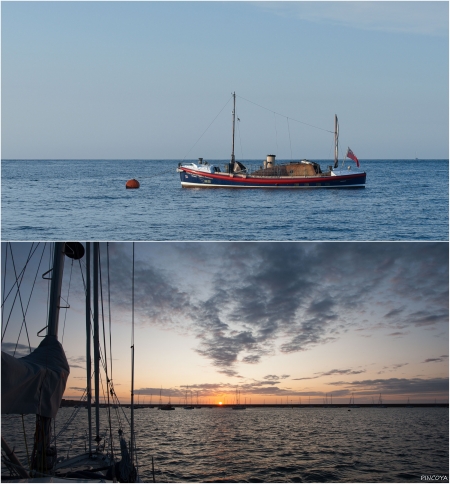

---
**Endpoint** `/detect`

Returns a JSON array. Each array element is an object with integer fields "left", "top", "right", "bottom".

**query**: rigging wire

[
  {"left": 21, "top": 415, "right": 31, "bottom": 471},
  {"left": 79, "top": 251, "right": 111, "bottom": 384},
  {"left": 1, "top": 242, "right": 42, "bottom": 309},
  {"left": 98, "top": 245, "right": 116, "bottom": 465},
  {"left": 236, "top": 117, "right": 244, "bottom": 159},
  {"left": 2, "top": 244, "right": 8, "bottom": 338},
  {"left": 7, "top": 244, "right": 34, "bottom": 353},
  {"left": 107, "top": 243, "right": 113, "bottom": 382},
  {"left": 236, "top": 94, "right": 335, "bottom": 134},
  {"left": 1, "top": 243, "right": 45, "bottom": 344},
  {"left": 273, "top": 113, "right": 279, "bottom": 155},
  {"left": 287, "top": 118, "right": 293, "bottom": 160},
  {"left": 77, "top": 244, "right": 126, "bottom": 461},
  {"left": 15, "top": 243, "right": 48, "bottom": 355},
  {"left": 182, "top": 94, "right": 233, "bottom": 161}
]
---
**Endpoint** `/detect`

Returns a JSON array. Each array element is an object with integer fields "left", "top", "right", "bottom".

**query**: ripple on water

[{"left": 1, "top": 159, "right": 448, "bottom": 241}]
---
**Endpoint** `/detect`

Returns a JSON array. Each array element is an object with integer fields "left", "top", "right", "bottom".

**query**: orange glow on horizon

[{"left": 218, "top": 401, "right": 223, "bottom": 405}]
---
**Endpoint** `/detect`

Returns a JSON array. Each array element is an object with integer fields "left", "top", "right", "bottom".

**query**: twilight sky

[
  {"left": 2, "top": 242, "right": 448, "bottom": 404},
  {"left": 1, "top": 1, "right": 448, "bottom": 160}
]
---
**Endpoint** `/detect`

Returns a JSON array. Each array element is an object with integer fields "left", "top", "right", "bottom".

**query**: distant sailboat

[
  {"left": 349, "top": 393, "right": 360, "bottom": 408},
  {"left": 184, "top": 386, "right": 194, "bottom": 410},
  {"left": 159, "top": 387, "right": 175, "bottom": 410},
  {"left": 160, "top": 397, "right": 175, "bottom": 411},
  {"left": 232, "top": 387, "right": 246, "bottom": 410}
]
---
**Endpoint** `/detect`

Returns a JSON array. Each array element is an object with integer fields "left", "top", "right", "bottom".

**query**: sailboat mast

[
  {"left": 47, "top": 242, "right": 66, "bottom": 337},
  {"left": 85, "top": 243, "right": 92, "bottom": 455},
  {"left": 31, "top": 243, "right": 87, "bottom": 474},
  {"left": 31, "top": 243, "right": 66, "bottom": 473},
  {"left": 130, "top": 243, "right": 135, "bottom": 468},
  {"left": 93, "top": 242, "right": 101, "bottom": 447},
  {"left": 231, "top": 92, "right": 236, "bottom": 163},
  {"left": 333, "top": 115, "right": 339, "bottom": 168}
]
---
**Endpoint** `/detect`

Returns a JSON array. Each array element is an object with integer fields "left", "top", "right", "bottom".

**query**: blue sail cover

[{"left": 1, "top": 335, "right": 70, "bottom": 418}]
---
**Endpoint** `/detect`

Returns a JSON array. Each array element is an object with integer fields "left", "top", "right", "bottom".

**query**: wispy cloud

[
  {"left": 69, "top": 387, "right": 87, "bottom": 393},
  {"left": 293, "top": 368, "right": 366, "bottom": 381},
  {"left": 257, "top": 2, "right": 449, "bottom": 37},
  {"left": 377, "top": 363, "right": 409, "bottom": 375}
]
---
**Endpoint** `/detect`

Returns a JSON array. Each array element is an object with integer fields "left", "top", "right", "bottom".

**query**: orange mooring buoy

[{"left": 126, "top": 179, "right": 140, "bottom": 189}]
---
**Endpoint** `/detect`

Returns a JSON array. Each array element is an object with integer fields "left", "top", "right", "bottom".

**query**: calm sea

[
  {"left": 1, "top": 159, "right": 448, "bottom": 241},
  {"left": 2, "top": 406, "right": 448, "bottom": 482}
]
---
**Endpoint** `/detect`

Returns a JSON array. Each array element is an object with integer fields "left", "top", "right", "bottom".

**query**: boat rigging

[{"left": 1, "top": 242, "right": 141, "bottom": 482}]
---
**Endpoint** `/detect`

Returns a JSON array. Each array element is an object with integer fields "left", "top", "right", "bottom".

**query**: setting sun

[{"left": 218, "top": 402, "right": 223, "bottom": 405}]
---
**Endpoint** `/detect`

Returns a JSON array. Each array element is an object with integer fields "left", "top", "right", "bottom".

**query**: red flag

[{"left": 346, "top": 147, "right": 360, "bottom": 167}]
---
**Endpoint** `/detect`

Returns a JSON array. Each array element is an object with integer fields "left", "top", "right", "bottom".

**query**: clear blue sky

[{"left": 2, "top": 1, "right": 448, "bottom": 160}]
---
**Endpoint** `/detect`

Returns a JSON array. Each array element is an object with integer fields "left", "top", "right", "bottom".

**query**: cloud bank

[{"left": 105, "top": 242, "right": 448, "bottom": 378}]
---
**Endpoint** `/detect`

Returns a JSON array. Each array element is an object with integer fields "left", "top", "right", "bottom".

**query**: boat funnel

[{"left": 264, "top": 155, "right": 276, "bottom": 169}]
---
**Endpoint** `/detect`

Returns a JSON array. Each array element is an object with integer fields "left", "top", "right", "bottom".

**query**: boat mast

[
  {"left": 93, "top": 243, "right": 101, "bottom": 449},
  {"left": 47, "top": 242, "right": 66, "bottom": 337},
  {"left": 30, "top": 243, "right": 84, "bottom": 474},
  {"left": 31, "top": 243, "right": 66, "bottom": 474},
  {"left": 333, "top": 115, "right": 339, "bottom": 168},
  {"left": 130, "top": 243, "right": 135, "bottom": 468},
  {"left": 85, "top": 243, "right": 93, "bottom": 456},
  {"left": 231, "top": 92, "right": 236, "bottom": 164}
]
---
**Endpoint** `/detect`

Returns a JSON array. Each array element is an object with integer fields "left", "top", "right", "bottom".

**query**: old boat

[{"left": 177, "top": 93, "right": 366, "bottom": 188}]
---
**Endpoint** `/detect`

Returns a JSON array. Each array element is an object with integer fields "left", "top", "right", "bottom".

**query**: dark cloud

[
  {"left": 384, "top": 307, "right": 405, "bottom": 319},
  {"left": 103, "top": 242, "right": 448, "bottom": 377},
  {"left": 407, "top": 310, "right": 448, "bottom": 327},
  {"left": 1, "top": 342, "right": 36, "bottom": 357},
  {"left": 328, "top": 377, "right": 448, "bottom": 395},
  {"left": 423, "top": 356, "right": 448, "bottom": 363},
  {"left": 100, "top": 243, "right": 192, "bottom": 330}
]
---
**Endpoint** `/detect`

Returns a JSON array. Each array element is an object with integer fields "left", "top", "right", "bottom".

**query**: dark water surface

[
  {"left": 2, "top": 159, "right": 448, "bottom": 241},
  {"left": 2, "top": 407, "right": 448, "bottom": 482}
]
